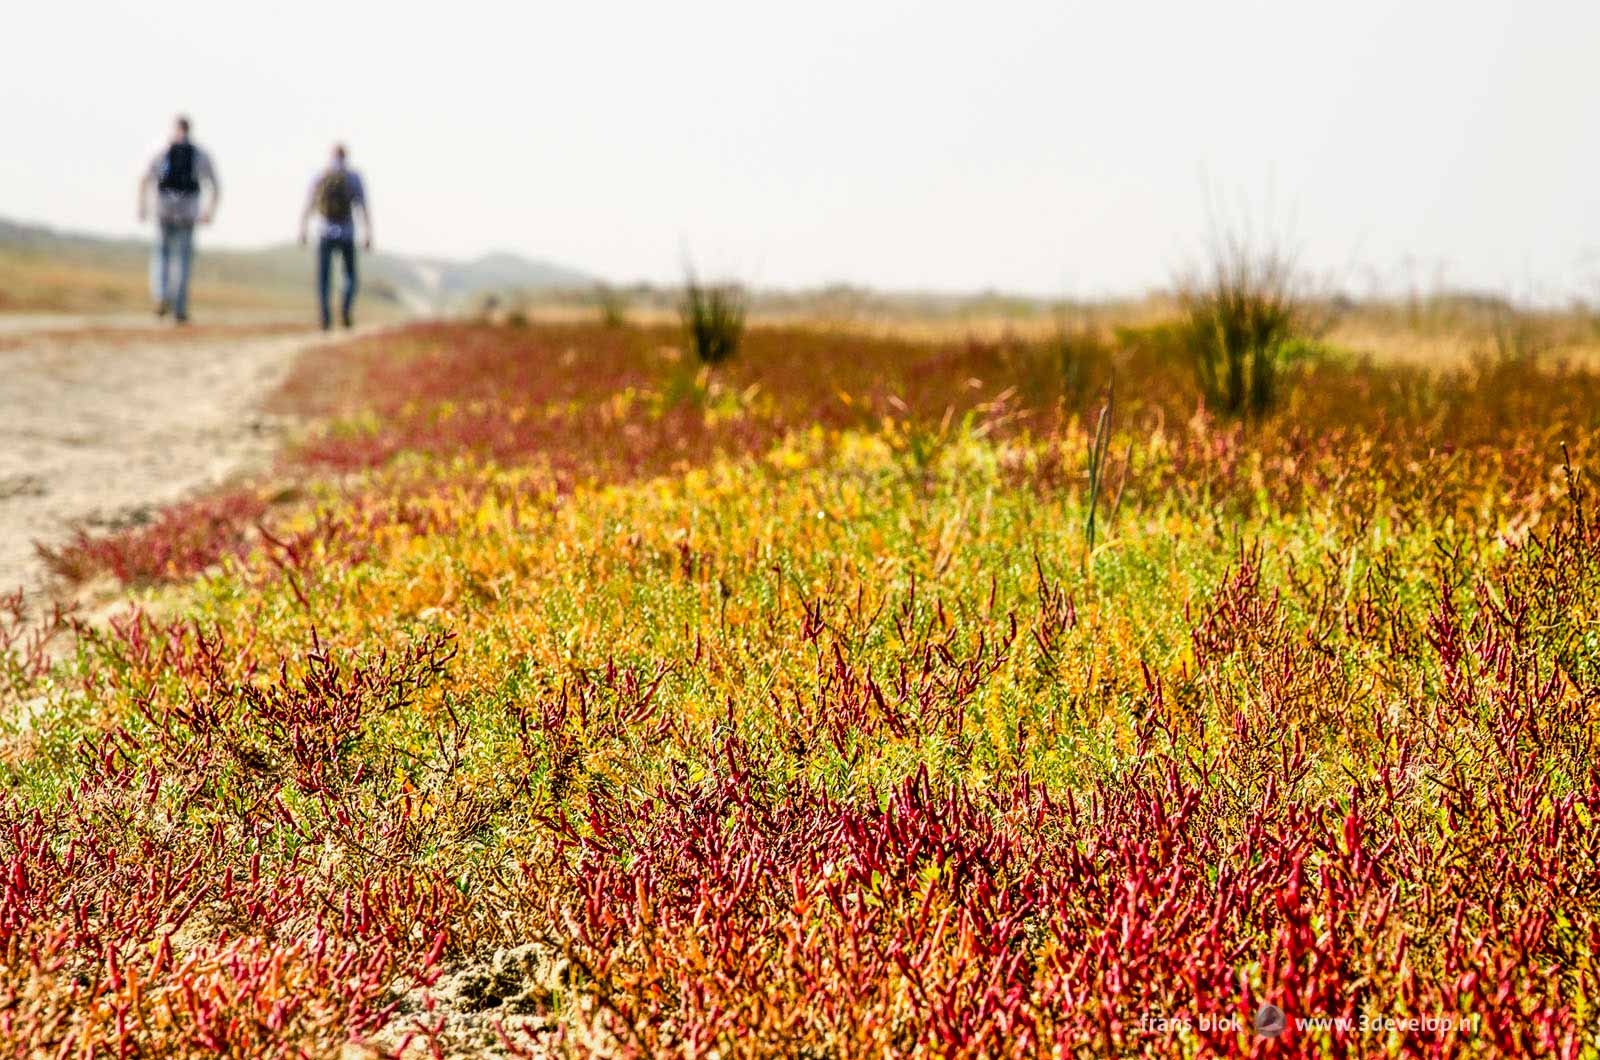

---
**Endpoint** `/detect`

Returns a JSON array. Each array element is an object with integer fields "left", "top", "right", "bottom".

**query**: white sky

[{"left": 5, "top": 0, "right": 1598, "bottom": 297}]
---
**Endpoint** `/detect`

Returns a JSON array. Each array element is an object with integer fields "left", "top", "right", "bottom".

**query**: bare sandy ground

[{"left": 0, "top": 317, "right": 377, "bottom": 597}]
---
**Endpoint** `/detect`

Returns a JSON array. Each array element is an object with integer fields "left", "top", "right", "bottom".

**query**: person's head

[
  {"left": 173, "top": 115, "right": 191, "bottom": 143},
  {"left": 331, "top": 143, "right": 348, "bottom": 168}
]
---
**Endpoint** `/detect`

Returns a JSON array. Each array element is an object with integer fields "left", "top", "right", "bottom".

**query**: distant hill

[
  {"left": 436, "top": 251, "right": 595, "bottom": 299},
  {"left": 0, "top": 216, "right": 596, "bottom": 314}
]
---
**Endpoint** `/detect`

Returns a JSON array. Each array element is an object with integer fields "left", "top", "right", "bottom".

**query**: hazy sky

[{"left": 6, "top": 0, "right": 1597, "bottom": 297}]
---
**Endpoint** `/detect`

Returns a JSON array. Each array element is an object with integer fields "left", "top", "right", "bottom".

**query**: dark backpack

[
  {"left": 157, "top": 143, "right": 200, "bottom": 195},
  {"left": 316, "top": 170, "right": 355, "bottom": 224}
]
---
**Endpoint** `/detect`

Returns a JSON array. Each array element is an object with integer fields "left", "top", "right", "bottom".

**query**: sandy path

[{"left": 0, "top": 319, "right": 378, "bottom": 596}]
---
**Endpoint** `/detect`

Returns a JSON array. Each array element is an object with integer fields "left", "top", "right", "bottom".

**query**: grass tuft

[
  {"left": 681, "top": 272, "right": 746, "bottom": 365},
  {"left": 594, "top": 283, "right": 630, "bottom": 328},
  {"left": 1181, "top": 238, "right": 1307, "bottom": 417}
]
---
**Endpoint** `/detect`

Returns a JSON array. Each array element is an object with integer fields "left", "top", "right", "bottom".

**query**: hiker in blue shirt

[
  {"left": 299, "top": 144, "right": 372, "bottom": 330},
  {"left": 137, "top": 115, "right": 220, "bottom": 324}
]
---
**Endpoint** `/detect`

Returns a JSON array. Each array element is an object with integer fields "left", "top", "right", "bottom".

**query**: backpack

[
  {"left": 157, "top": 143, "right": 200, "bottom": 195},
  {"left": 316, "top": 170, "right": 355, "bottom": 224}
]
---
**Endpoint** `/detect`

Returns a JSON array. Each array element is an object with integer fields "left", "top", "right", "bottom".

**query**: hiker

[
  {"left": 137, "top": 115, "right": 219, "bottom": 324},
  {"left": 299, "top": 144, "right": 372, "bottom": 329}
]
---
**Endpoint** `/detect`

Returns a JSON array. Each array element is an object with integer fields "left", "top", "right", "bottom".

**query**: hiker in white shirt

[{"left": 136, "top": 115, "right": 220, "bottom": 324}]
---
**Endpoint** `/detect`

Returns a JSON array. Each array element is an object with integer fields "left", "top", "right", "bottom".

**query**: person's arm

[
  {"left": 137, "top": 157, "right": 155, "bottom": 221},
  {"left": 352, "top": 173, "right": 372, "bottom": 250},
  {"left": 199, "top": 153, "right": 220, "bottom": 224},
  {"left": 298, "top": 177, "right": 320, "bottom": 245}
]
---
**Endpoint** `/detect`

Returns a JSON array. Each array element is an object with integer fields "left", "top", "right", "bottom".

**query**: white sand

[{"left": 0, "top": 318, "right": 377, "bottom": 596}]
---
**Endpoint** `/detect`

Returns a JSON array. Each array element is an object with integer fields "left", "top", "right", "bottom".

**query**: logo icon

[{"left": 1254, "top": 1003, "right": 1287, "bottom": 1038}]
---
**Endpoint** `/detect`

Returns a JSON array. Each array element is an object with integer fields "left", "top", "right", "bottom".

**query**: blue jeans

[
  {"left": 317, "top": 235, "right": 358, "bottom": 326},
  {"left": 151, "top": 221, "right": 195, "bottom": 319}
]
